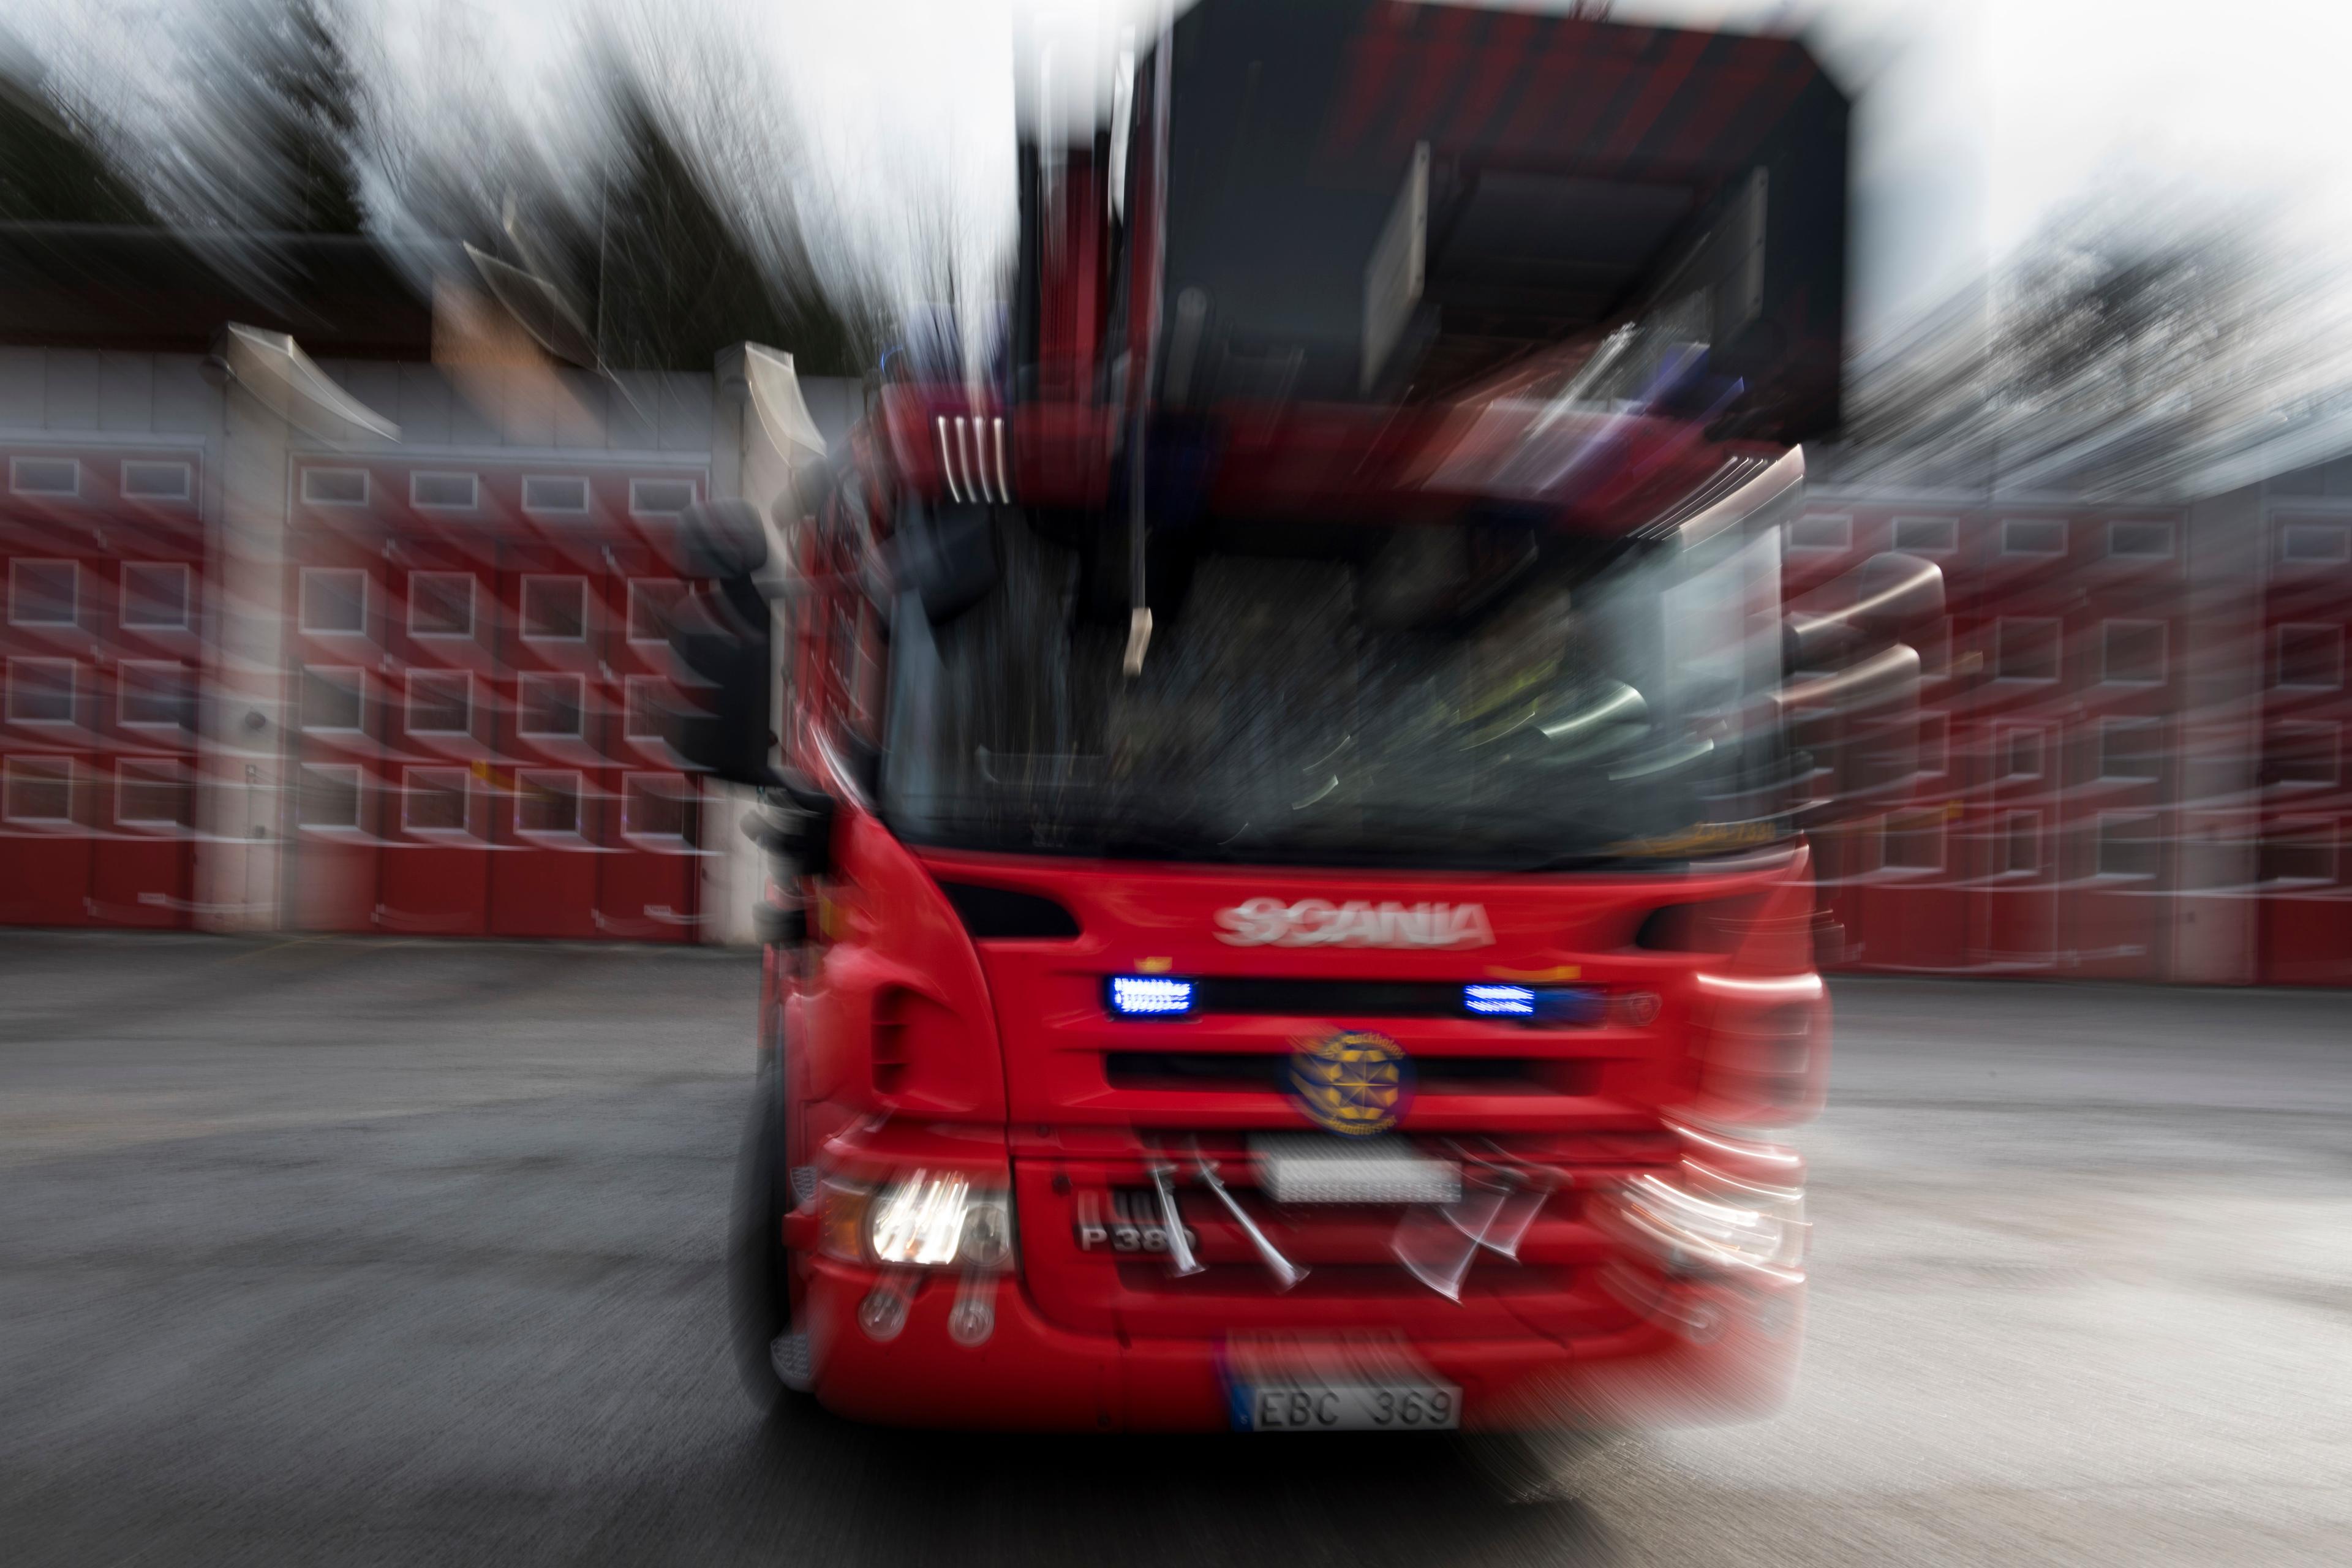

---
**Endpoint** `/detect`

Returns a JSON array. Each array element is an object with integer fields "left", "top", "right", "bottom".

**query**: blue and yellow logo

[{"left": 1287, "top": 1029, "right": 1413, "bottom": 1137}]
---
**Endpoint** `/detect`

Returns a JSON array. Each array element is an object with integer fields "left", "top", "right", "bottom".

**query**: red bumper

[{"left": 801, "top": 1256, "right": 1804, "bottom": 1433}]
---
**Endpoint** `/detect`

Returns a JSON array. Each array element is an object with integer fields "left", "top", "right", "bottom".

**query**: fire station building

[
  {"left": 1, "top": 231, "right": 2344, "bottom": 982},
  {"left": 0, "top": 229, "right": 854, "bottom": 946},
  {"left": 1798, "top": 433, "right": 2352, "bottom": 986}
]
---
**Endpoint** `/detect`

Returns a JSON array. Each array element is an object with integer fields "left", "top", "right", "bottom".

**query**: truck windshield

[{"left": 878, "top": 512, "right": 1788, "bottom": 871}]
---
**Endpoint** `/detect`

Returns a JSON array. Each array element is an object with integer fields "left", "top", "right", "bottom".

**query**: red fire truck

[{"left": 686, "top": 0, "right": 1937, "bottom": 1434}]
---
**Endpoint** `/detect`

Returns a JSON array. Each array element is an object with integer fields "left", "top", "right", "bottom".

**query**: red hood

[{"left": 909, "top": 843, "right": 1816, "bottom": 1141}]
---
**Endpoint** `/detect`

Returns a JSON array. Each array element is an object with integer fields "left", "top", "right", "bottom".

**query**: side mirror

[
  {"left": 752, "top": 900, "right": 809, "bottom": 948},
  {"left": 664, "top": 501, "right": 777, "bottom": 787},
  {"left": 741, "top": 780, "right": 838, "bottom": 881},
  {"left": 1535, "top": 680, "right": 1650, "bottom": 757},
  {"left": 1777, "top": 552, "right": 1944, "bottom": 822},
  {"left": 1784, "top": 551, "right": 1942, "bottom": 669}
]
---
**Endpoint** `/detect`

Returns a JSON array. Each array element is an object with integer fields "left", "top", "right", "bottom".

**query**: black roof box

[{"left": 1156, "top": 0, "right": 1849, "bottom": 441}]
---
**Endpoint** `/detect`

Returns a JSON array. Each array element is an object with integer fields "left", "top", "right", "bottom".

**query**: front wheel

[{"left": 727, "top": 1058, "right": 802, "bottom": 1408}]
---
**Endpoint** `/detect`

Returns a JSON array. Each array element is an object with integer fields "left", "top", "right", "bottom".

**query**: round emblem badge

[
  {"left": 1287, "top": 1029, "right": 1414, "bottom": 1137},
  {"left": 1614, "top": 990, "right": 1662, "bottom": 1028}
]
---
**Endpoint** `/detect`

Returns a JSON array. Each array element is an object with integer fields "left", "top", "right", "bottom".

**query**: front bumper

[{"left": 800, "top": 1254, "right": 1804, "bottom": 1433}]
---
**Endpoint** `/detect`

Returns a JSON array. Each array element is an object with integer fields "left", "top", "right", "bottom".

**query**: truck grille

[
  {"left": 1103, "top": 1050, "right": 1597, "bottom": 1097},
  {"left": 1016, "top": 1137, "right": 1664, "bottom": 1340},
  {"left": 1163, "top": 976, "right": 1602, "bottom": 1020}
]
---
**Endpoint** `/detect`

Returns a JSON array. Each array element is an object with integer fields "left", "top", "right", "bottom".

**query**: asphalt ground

[{"left": 2, "top": 931, "right": 2347, "bottom": 1566}]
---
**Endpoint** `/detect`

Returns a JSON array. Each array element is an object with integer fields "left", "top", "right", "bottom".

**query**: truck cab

[{"left": 692, "top": 0, "right": 1936, "bottom": 1433}]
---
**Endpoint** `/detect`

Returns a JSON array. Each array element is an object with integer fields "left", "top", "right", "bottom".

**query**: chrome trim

[
  {"left": 1632, "top": 454, "right": 1769, "bottom": 540},
  {"left": 1147, "top": 1161, "right": 1205, "bottom": 1276},
  {"left": 935, "top": 416, "right": 964, "bottom": 503},
  {"left": 804, "top": 726, "right": 872, "bottom": 812},
  {"left": 932, "top": 413, "right": 1013, "bottom": 505},
  {"left": 948, "top": 1272, "right": 997, "bottom": 1346},
  {"left": 1392, "top": 1188, "right": 1499, "bottom": 1302},
  {"left": 1630, "top": 444, "right": 1805, "bottom": 546},
  {"left": 1193, "top": 1150, "right": 1308, "bottom": 1291}
]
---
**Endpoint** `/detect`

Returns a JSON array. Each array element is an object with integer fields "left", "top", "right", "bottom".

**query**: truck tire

[{"left": 727, "top": 1055, "right": 801, "bottom": 1409}]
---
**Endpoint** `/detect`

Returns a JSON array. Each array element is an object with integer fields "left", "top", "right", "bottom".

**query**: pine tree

[
  {"left": 375, "top": 33, "right": 889, "bottom": 375},
  {"left": 590, "top": 72, "right": 878, "bottom": 375},
  {"left": 0, "top": 51, "right": 157, "bottom": 224},
  {"left": 184, "top": 0, "right": 368, "bottom": 233}
]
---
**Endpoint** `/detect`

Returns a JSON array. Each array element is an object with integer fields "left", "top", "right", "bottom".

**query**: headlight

[
  {"left": 870, "top": 1170, "right": 971, "bottom": 1264},
  {"left": 1605, "top": 1166, "right": 1806, "bottom": 1278},
  {"left": 956, "top": 1194, "right": 1014, "bottom": 1269},
  {"left": 1691, "top": 971, "right": 1828, "bottom": 1125},
  {"left": 818, "top": 1170, "right": 1016, "bottom": 1271}
]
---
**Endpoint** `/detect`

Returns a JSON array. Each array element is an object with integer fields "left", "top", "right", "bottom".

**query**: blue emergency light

[
  {"left": 1109, "top": 976, "right": 1197, "bottom": 1017},
  {"left": 1463, "top": 984, "right": 1537, "bottom": 1017},
  {"left": 1463, "top": 984, "right": 1605, "bottom": 1024}
]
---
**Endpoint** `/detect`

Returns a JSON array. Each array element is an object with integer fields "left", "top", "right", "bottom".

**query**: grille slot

[
  {"left": 1115, "top": 1261, "right": 1580, "bottom": 1297},
  {"left": 1192, "top": 978, "right": 1469, "bottom": 1017},
  {"left": 1113, "top": 976, "right": 1604, "bottom": 1020},
  {"left": 1103, "top": 1050, "right": 1596, "bottom": 1096},
  {"left": 938, "top": 880, "right": 1082, "bottom": 938}
]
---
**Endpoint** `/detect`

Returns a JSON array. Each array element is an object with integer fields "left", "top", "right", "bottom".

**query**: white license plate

[
  {"left": 1235, "top": 1380, "right": 1461, "bottom": 1432},
  {"left": 1250, "top": 1133, "right": 1461, "bottom": 1205}
]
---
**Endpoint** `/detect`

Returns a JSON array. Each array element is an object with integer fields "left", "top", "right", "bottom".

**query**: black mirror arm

[
  {"left": 741, "top": 771, "right": 840, "bottom": 880},
  {"left": 769, "top": 769, "right": 834, "bottom": 815}
]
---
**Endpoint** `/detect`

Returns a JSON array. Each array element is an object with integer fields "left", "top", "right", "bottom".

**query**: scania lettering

[
  {"left": 678, "top": 0, "right": 1939, "bottom": 1436},
  {"left": 1215, "top": 897, "right": 1496, "bottom": 949}
]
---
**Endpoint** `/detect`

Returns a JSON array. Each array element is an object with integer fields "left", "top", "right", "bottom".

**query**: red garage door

[
  {"left": 287, "top": 500, "right": 388, "bottom": 932},
  {"left": 379, "top": 533, "right": 499, "bottom": 934},
  {"left": 2, "top": 449, "right": 204, "bottom": 928},
  {"left": 2255, "top": 514, "right": 2351, "bottom": 983},
  {"left": 285, "top": 461, "right": 704, "bottom": 941},
  {"left": 1784, "top": 502, "right": 1970, "bottom": 971},
  {"left": 1953, "top": 512, "right": 2076, "bottom": 974},
  {"left": 2053, "top": 518, "right": 2184, "bottom": 981}
]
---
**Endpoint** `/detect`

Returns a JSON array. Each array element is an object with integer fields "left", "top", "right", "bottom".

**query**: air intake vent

[
  {"left": 937, "top": 880, "right": 1081, "bottom": 939},
  {"left": 1104, "top": 1052, "right": 1588, "bottom": 1095},
  {"left": 1632, "top": 896, "right": 1765, "bottom": 954}
]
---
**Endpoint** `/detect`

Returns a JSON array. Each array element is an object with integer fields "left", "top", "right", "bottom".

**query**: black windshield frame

[{"left": 872, "top": 510, "right": 1795, "bottom": 872}]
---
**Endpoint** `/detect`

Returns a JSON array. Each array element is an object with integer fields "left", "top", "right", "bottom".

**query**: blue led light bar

[
  {"left": 1464, "top": 984, "right": 1537, "bottom": 1017},
  {"left": 1110, "top": 976, "right": 1197, "bottom": 1016},
  {"left": 1465, "top": 984, "right": 1607, "bottom": 1023}
]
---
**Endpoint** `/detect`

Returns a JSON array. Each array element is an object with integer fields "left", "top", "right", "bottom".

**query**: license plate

[
  {"left": 1233, "top": 1379, "right": 1461, "bottom": 1431},
  {"left": 1250, "top": 1133, "right": 1461, "bottom": 1205}
]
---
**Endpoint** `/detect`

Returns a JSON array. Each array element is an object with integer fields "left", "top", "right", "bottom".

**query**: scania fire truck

[{"left": 677, "top": 0, "right": 1939, "bottom": 1434}]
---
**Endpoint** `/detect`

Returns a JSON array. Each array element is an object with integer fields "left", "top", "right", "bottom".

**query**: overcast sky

[
  {"left": 13, "top": 0, "right": 2352, "bottom": 342},
  {"left": 1586, "top": 0, "right": 2352, "bottom": 341}
]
